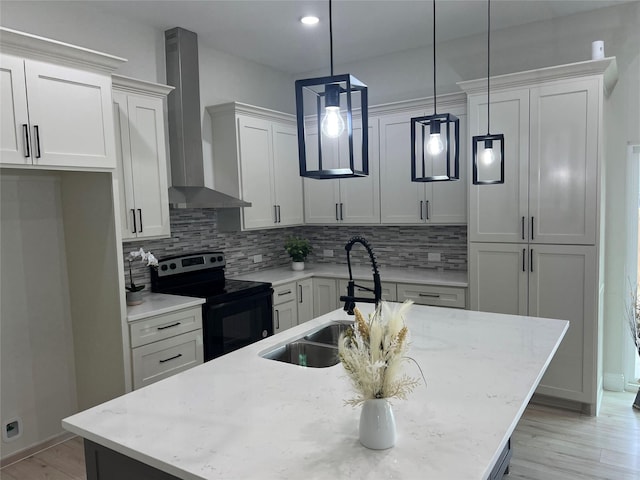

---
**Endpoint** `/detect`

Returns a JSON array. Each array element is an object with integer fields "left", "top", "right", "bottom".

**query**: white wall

[{"left": 0, "top": 173, "right": 78, "bottom": 459}]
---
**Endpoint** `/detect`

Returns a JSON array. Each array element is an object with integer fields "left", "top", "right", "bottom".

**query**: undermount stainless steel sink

[
  {"left": 303, "top": 321, "right": 353, "bottom": 346},
  {"left": 262, "top": 341, "right": 340, "bottom": 368},
  {"left": 260, "top": 321, "right": 354, "bottom": 368}
]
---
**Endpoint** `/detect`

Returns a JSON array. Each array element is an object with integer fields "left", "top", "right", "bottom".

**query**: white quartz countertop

[
  {"left": 64, "top": 304, "right": 567, "bottom": 480},
  {"left": 231, "top": 264, "right": 468, "bottom": 287},
  {"left": 126, "top": 292, "right": 205, "bottom": 322}
]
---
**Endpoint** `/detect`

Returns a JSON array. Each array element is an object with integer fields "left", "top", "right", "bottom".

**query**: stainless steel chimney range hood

[{"left": 165, "top": 27, "right": 250, "bottom": 209}]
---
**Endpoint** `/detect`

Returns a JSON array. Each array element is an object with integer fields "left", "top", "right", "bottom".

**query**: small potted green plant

[{"left": 284, "top": 236, "right": 312, "bottom": 271}]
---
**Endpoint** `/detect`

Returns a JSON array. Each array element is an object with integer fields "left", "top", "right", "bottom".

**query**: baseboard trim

[
  {"left": 530, "top": 393, "right": 594, "bottom": 415},
  {"left": 0, "top": 431, "right": 76, "bottom": 468}
]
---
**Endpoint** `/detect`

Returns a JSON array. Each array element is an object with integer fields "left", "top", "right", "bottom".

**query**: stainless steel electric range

[{"left": 151, "top": 252, "right": 273, "bottom": 361}]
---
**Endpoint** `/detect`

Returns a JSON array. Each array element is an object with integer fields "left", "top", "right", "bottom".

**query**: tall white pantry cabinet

[{"left": 460, "top": 58, "right": 618, "bottom": 414}]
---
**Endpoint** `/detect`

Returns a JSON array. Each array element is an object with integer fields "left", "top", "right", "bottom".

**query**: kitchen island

[{"left": 63, "top": 304, "right": 568, "bottom": 479}]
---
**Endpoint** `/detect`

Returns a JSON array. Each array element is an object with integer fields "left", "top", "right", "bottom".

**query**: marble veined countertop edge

[
  {"left": 231, "top": 264, "right": 468, "bottom": 287},
  {"left": 126, "top": 292, "right": 205, "bottom": 322}
]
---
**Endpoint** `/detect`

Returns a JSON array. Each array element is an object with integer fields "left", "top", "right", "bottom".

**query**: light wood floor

[{"left": 1, "top": 391, "right": 638, "bottom": 479}]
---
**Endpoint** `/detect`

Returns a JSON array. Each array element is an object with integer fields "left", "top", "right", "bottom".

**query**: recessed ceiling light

[{"left": 300, "top": 16, "right": 319, "bottom": 25}]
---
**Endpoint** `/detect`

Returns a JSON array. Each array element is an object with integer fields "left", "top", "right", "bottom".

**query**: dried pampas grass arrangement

[{"left": 338, "top": 301, "right": 421, "bottom": 406}]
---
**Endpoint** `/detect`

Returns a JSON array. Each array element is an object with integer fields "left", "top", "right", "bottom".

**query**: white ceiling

[{"left": 89, "top": 0, "right": 631, "bottom": 74}]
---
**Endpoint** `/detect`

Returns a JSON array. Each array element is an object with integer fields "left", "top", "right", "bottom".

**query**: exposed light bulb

[
  {"left": 321, "top": 106, "right": 345, "bottom": 138},
  {"left": 426, "top": 133, "right": 444, "bottom": 155},
  {"left": 479, "top": 146, "right": 496, "bottom": 166}
]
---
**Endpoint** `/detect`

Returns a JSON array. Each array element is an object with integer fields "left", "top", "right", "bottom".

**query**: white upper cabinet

[
  {"left": 112, "top": 75, "right": 172, "bottom": 240},
  {"left": 464, "top": 66, "right": 605, "bottom": 245},
  {"left": 468, "top": 90, "right": 530, "bottom": 243},
  {"left": 0, "top": 29, "right": 125, "bottom": 170},
  {"left": 208, "top": 103, "right": 303, "bottom": 231},
  {"left": 378, "top": 97, "right": 467, "bottom": 225},
  {"left": 304, "top": 119, "right": 380, "bottom": 224}
]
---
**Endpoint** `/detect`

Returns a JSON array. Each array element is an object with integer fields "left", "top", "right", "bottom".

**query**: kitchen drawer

[
  {"left": 396, "top": 283, "right": 466, "bottom": 309},
  {"left": 273, "top": 282, "right": 296, "bottom": 305},
  {"left": 132, "top": 330, "right": 203, "bottom": 389},
  {"left": 129, "top": 306, "right": 202, "bottom": 348},
  {"left": 338, "top": 279, "right": 397, "bottom": 302}
]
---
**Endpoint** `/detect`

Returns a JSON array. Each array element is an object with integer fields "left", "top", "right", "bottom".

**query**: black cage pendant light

[
  {"left": 410, "top": 0, "right": 459, "bottom": 182},
  {"left": 295, "top": 0, "right": 368, "bottom": 179},
  {"left": 472, "top": 0, "right": 505, "bottom": 185}
]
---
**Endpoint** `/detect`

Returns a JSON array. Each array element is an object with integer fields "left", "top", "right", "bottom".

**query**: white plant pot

[
  {"left": 126, "top": 290, "right": 144, "bottom": 306},
  {"left": 291, "top": 261, "right": 305, "bottom": 271},
  {"left": 359, "top": 398, "right": 396, "bottom": 450}
]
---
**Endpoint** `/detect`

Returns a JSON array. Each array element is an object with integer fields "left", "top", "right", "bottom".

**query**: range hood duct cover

[{"left": 165, "top": 27, "right": 250, "bottom": 208}]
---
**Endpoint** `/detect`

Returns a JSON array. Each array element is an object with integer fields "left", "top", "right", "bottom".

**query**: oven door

[{"left": 203, "top": 289, "right": 273, "bottom": 361}]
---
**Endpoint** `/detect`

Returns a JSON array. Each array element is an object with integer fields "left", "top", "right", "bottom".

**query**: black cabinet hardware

[
  {"left": 420, "top": 201, "right": 424, "bottom": 220},
  {"left": 530, "top": 249, "right": 534, "bottom": 272},
  {"left": 131, "top": 209, "right": 137, "bottom": 233},
  {"left": 522, "top": 249, "right": 526, "bottom": 272},
  {"left": 22, "top": 124, "right": 30, "bottom": 157},
  {"left": 138, "top": 209, "right": 143, "bottom": 232},
  {"left": 159, "top": 353, "right": 182, "bottom": 364},
  {"left": 34, "top": 125, "right": 41, "bottom": 158},
  {"left": 157, "top": 322, "right": 181, "bottom": 330},
  {"left": 521, "top": 216, "right": 525, "bottom": 240}
]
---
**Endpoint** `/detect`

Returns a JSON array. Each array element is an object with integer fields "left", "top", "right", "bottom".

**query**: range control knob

[
  {"left": 217, "top": 256, "right": 223, "bottom": 262},
  {"left": 161, "top": 264, "right": 168, "bottom": 271},
  {"left": 210, "top": 257, "right": 216, "bottom": 263},
  {"left": 169, "top": 263, "right": 177, "bottom": 270},
  {"left": 262, "top": 330, "right": 268, "bottom": 338}
]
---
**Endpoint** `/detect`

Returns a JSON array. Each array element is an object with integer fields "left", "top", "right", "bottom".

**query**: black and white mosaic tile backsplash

[{"left": 123, "top": 209, "right": 467, "bottom": 290}]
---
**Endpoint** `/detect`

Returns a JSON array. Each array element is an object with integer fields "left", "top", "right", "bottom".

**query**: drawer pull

[
  {"left": 159, "top": 353, "right": 182, "bottom": 364},
  {"left": 418, "top": 293, "right": 440, "bottom": 298},
  {"left": 157, "top": 322, "right": 181, "bottom": 331},
  {"left": 277, "top": 290, "right": 292, "bottom": 296}
]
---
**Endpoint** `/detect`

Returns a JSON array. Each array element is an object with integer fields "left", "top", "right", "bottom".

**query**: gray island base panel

[{"left": 63, "top": 304, "right": 568, "bottom": 480}]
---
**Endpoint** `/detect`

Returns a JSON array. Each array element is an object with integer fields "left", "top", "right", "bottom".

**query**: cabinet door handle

[
  {"left": 131, "top": 209, "right": 137, "bottom": 233},
  {"left": 277, "top": 290, "right": 292, "bottom": 296},
  {"left": 275, "top": 310, "right": 280, "bottom": 330},
  {"left": 521, "top": 216, "right": 525, "bottom": 240},
  {"left": 157, "top": 322, "right": 181, "bottom": 331},
  {"left": 22, "top": 124, "right": 30, "bottom": 157},
  {"left": 420, "top": 201, "right": 424, "bottom": 220},
  {"left": 531, "top": 216, "right": 535, "bottom": 240},
  {"left": 426, "top": 200, "right": 430, "bottom": 220},
  {"left": 34, "top": 125, "right": 41, "bottom": 158},
  {"left": 340, "top": 203, "right": 344, "bottom": 221},
  {"left": 530, "top": 248, "right": 534, "bottom": 272},
  {"left": 159, "top": 353, "right": 182, "bottom": 364},
  {"left": 335, "top": 203, "right": 339, "bottom": 221},
  {"left": 274, "top": 205, "right": 278, "bottom": 223},
  {"left": 278, "top": 205, "right": 281, "bottom": 223},
  {"left": 419, "top": 293, "right": 440, "bottom": 298},
  {"left": 299, "top": 285, "right": 303, "bottom": 303},
  {"left": 522, "top": 248, "right": 526, "bottom": 272},
  {"left": 138, "top": 209, "right": 143, "bottom": 232}
]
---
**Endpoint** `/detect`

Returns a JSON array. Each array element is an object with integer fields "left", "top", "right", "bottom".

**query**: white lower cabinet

[
  {"left": 297, "top": 278, "right": 314, "bottom": 324},
  {"left": 273, "top": 282, "right": 298, "bottom": 333},
  {"left": 337, "top": 279, "right": 397, "bottom": 303},
  {"left": 396, "top": 283, "right": 466, "bottom": 309},
  {"left": 312, "top": 277, "right": 339, "bottom": 317},
  {"left": 469, "top": 242, "right": 598, "bottom": 407},
  {"left": 130, "top": 306, "right": 203, "bottom": 390},
  {"left": 273, "top": 279, "right": 315, "bottom": 333}
]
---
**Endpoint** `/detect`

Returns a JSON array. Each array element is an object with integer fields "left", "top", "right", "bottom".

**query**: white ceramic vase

[
  {"left": 359, "top": 398, "right": 396, "bottom": 450},
  {"left": 291, "top": 261, "right": 305, "bottom": 271}
]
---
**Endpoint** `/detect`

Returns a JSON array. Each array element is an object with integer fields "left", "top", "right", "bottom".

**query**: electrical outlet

[
  {"left": 323, "top": 249, "right": 334, "bottom": 257},
  {"left": 3, "top": 418, "right": 21, "bottom": 441},
  {"left": 428, "top": 252, "right": 441, "bottom": 262},
  {"left": 253, "top": 254, "right": 262, "bottom": 263}
]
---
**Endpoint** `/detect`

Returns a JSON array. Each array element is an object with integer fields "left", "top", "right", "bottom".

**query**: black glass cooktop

[{"left": 156, "top": 278, "right": 271, "bottom": 303}]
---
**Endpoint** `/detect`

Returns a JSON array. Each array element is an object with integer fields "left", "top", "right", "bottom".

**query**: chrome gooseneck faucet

[{"left": 339, "top": 236, "right": 382, "bottom": 315}]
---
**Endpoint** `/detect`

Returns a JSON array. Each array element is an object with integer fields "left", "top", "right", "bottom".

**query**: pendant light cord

[
  {"left": 329, "top": 0, "right": 334, "bottom": 76},
  {"left": 432, "top": 0, "right": 437, "bottom": 114},
  {"left": 486, "top": 0, "right": 491, "bottom": 134}
]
